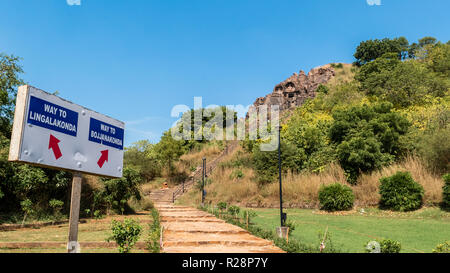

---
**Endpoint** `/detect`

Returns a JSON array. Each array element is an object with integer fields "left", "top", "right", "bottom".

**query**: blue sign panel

[
  {"left": 88, "top": 118, "right": 124, "bottom": 150},
  {"left": 27, "top": 96, "right": 79, "bottom": 137}
]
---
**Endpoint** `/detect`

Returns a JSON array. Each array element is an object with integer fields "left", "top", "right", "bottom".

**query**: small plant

[
  {"left": 318, "top": 183, "right": 354, "bottom": 211},
  {"left": 49, "top": 199, "right": 64, "bottom": 221},
  {"left": 146, "top": 208, "right": 161, "bottom": 253},
  {"left": 285, "top": 220, "right": 296, "bottom": 235},
  {"left": 107, "top": 218, "right": 142, "bottom": 253},
  {"left": 94, "top": 210, "right": 104, "bottom": 219},
  {"left": 379, "top": 171, "right": 424, "bottom": 211},
  {"left": 217, "top": 202, "right": 227, "bottom": 212},
  {"left": 433, "top": 241, "right": 450, "bottom": 253},
  {"left": 380, "top": 239, "right": 401, "bottom": 253},
  {"left": 20, "top": 199, "right": 34, "bottom": 226},
  {"left": 442, "top": 174, "right": 450, "bottom": 209},
  {"left": 230, "top": 169, "right": 244, "bottom": 180},
  {"left": 227, "top": 205, "right": 240, "bottom": 217}
]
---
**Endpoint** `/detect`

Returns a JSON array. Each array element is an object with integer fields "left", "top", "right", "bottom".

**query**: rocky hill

[{"left": 252, "top": 64, "right": 337, "bottom": 111}]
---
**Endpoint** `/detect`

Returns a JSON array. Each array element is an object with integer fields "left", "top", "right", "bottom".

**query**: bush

[
  {"left": 230, "top": 169, "right": 244, "bottom": 180},
  {"left": 379, "top": 171, "right": 424, "bottom": 211},
  {"left": 48, "top": 199, "right": 64, "bottom": 220},
  {"left": 146, "top": 208, "right": 161, "bottom": 253},
  {"left": 217, "top": 202, "right": 227, "bottom": 212},
  {"left": 252, "top": 142, "right": 302, "bottom": 185},
  {"left": 443, "top": 174, "right": 450, "bottom": 209},
  {"left": 100, "top": 167, "right": 143, "bottom": 214},
  {"left": 227, "top": 205, "right": 240, "bottom": 217},
  {"left": 107, "top": 218, "right": 142, "bottom": 253},
  {"left": 380, "top": 239, "right": 401, "bottom": 253},
  {"left": 329, "top": 103, "right": 410, "bottom": 183},
  {"left": 318, "top": 183, "right": 355, "bottom": 212},
  {"left": 433, "top": 241, "right": 450, "bottom": 253}
]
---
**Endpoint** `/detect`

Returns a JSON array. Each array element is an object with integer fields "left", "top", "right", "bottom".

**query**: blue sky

[{"left": 1, "top": 0, "right": 449, "bottom": 146}]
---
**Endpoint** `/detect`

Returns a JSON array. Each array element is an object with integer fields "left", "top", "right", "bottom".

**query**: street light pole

[
  {"left": 202, "top": 157, "right": 206, "bottom": 204},
  {"left": 278, "top": 125, "right": 285, "bottom": 227}
]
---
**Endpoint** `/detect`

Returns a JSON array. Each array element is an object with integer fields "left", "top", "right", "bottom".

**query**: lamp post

[
  {"left": 278, "top": 125, "right": 286, "bottom": 227},
  {"left": 276, "top": 125, "right": 288, "bottom": 240},
  {"left": 202, "top": 157, "right": 206, "bottom": 204}
]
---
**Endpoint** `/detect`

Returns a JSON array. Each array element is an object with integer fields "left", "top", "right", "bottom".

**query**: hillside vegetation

[{"left": 183, "top": 36, "right": 450, "bottom": 209}]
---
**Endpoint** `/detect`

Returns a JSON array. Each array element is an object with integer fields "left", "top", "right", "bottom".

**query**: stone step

[{"left": 162, "top": 245, "right": 284, "bottom": 253}]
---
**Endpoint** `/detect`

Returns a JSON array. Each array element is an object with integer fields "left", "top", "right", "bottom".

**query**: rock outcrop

[{"left": 252, "top": 64, "right": 335, "bottom": 111}]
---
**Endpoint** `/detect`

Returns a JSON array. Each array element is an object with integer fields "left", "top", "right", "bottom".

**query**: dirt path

[{"left": 156, "top": 203, "right": 283, "bottom": 253}]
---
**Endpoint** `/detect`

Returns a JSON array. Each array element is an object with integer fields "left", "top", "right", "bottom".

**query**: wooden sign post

[{"left": 67, "top": 172, "right": 82, "bottom": 253}]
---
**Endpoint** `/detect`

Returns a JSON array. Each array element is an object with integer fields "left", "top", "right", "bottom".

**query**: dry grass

[
  {"left": 181, "top": 146, "right": 444, "bottom": 208},
  {"left": 326, "top": 63, "right": 355, "bottom": 86},
  {"left": 354, "top": 156, "right": 444, "bottom": 207}
]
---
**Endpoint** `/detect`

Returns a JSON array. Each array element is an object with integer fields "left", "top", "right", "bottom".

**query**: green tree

[
  {"left": 124, "top": 140, "right": 161, "bottom": 181},
  {"left": 252, "top": 142, "right": 303, "bottom": 185},
  {"left": 329, "top": 103, "right": 410, "bottom": 183},
  {"left": 0, "top": 53, "right": 24, "bottom": 137},
  {"left": 353, "top": 37, "right": 410, "bottom": 66},
  {"left": 100, "top": 167, "right": 142, "bottom": 214}
]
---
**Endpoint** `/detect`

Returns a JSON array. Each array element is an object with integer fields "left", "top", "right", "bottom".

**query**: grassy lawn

[
  {"left": 0, "top": 212, "right": 152, "bottom": 253},
  {"left": 251, "top": 207, "right": 450, "bottom": 253}
]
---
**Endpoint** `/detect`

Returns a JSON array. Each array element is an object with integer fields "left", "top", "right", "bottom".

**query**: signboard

[{"left": 9, "top": 85, "right": 125, "bottom": 178}]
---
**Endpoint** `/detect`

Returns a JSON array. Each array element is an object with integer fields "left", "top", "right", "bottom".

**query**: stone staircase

[{"left": 156, "top": 204, "right": 284, "bottom": 253}]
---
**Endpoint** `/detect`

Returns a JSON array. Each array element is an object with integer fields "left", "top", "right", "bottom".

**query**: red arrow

[
  {"left": 48, "top": 134, "right": 62, "bottom": 160},
  {"left": 97, "top": 150, "right": 109, "bottom": 168}
]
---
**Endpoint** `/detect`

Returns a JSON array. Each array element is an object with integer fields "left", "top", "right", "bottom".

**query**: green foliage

[
  {"left": 442, "top": 174, "right": 450, "bottom": 209},
  {"left": 318, "top": 183, "right": 355, "bottom": 211},
  {"left": 416, "top": 127, "right": 450, "bottom": 174},
  {"left": 227, "top": 205, "right": 240, "bottom": 217},
  {"left": 146, "top": 208, "right": 161, "bottom": 253},
  {"left": 48, "top": 199, "right": 64, "bottom": 219},
  {"left": 107, "top": 218, "right": 142, "bottom": 253},
  {"left": 379, "top": 172, "right": 424, "bottom": 211},
  {"left": 124, "top": 140, "right": 161, "bottom": 182},
  {"left": 380, "top": 239, "right": 401, "bottom": 253},
  {"left": 329, "top": 103, "right": 410, "bottom": 182},
  {"left": 356, "top": 54, "right": 448, "bottom": 108},
  {"left": 230, "top": 169, "right": 244, "bottom": 180},
  {"left": 316, "top": 84, "right": 329, "bottom": 94},
  {"left": 0, "top": 53, "right": 24, "bottom": 137},
  {"left": 100, "top": 167, "right": 143, "bottom": 214},
  {"left": 252, "top": 142, "right": 302, "bottom": 185},
  {"left": 353, "top": 37, "right": 410, "bottom": 66},
  {"left": 433, "top": 241, "right": 450, "bottom": 253},
  {"left": 217, "top": 202, "right": 227, "bottom": 211},
  {"left": 285, "top": 220, "right": 296, "bottom": 235}
]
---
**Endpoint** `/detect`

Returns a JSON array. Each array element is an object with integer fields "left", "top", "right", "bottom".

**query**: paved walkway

[{"left": 156, "top": 203, "right": 284, "bottom": 253}]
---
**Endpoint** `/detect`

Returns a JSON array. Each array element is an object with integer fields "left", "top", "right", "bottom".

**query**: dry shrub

[{"left": 355, "top": 156, "right": 443, "bottom": 206}]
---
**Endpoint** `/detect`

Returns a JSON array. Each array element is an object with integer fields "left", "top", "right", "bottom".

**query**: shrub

[
  {"left": 433, "top": 241, "right": 450, "bottom": 253},
  {"left": 217, "top": 202, "right": 227, "bottom": 212},
  {"left": 380, "top": 239, "right": 401, "bottom": 253},
  {"left": 107, "top": 218, "right": 142, "bottom": 253},
  {"left": 252, "top": 142, "right": 302, "bottom": 185},
  {"left": 100, "top": 167, "right": 143, "bottom": 214},
  {"left": 442, "top": 174, "right": 450, "bottom": 209},
  {"left": 146, "top": 208, "right": 161, "bottom": 253},
  {"left": 48, "top": 199, "right": 64, "bottom": 220},
  {"left": 318, "top": 183, "right": 355, "bottom": 211},
  {"left": 379, "top": 171, "right": 424, "bottom": 211},
  {"left": 329, "top": 103, "right": 410, "bottom": 183},
  {"left": 227, "top": 205, "right": 240, "bottom": 217},
  {"left": 230, "top": 169, "right": 244, "bottom": 180}
]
